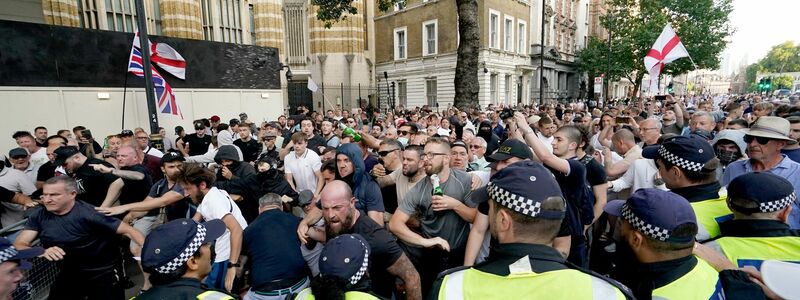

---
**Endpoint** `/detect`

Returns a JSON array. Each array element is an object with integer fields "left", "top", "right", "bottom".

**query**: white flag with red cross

[{"left": 644, "top": 24, "right": 690, "bottom": 93}]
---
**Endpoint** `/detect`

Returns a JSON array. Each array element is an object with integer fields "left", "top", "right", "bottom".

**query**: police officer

[
  {"left": 704, "top": 172, "right": 800, "bottom": 269},
  {"left": 135, "top": 218, "right": 234, "bottom": 300},
  {"left": 295, "top": 234, "right": 380, "bottom": 300},
  {"left": 431, "top": 161, "right": 631, "bottom": 299},
  {"left": 0, "top": 237, "right": 43, "bottom": 299},
  {"left": 642, "top": 135, "right": 732, "bottom": 242},
  {"left": 605, "top": 189, "right": 763, "bottom": 299}
]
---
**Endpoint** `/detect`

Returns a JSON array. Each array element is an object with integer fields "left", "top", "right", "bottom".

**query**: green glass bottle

[
  {"left": 338, "top": 123, "right": 362, "bottom": 142},
  {"left": 431, "top": 174, "right": 444, "bottom": 196}
]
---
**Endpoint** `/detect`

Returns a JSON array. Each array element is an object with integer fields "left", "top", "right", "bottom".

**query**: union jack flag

[{"left": 127, "top": 34, "right": 183, "bottom": 118}]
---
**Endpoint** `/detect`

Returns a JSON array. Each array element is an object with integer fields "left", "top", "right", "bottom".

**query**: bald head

[
  {"left": 612, "top": 128, "right": 636, "bottom": 144},
  {"left": 320, "top": 180, "right": 354, "bottom": 207}
]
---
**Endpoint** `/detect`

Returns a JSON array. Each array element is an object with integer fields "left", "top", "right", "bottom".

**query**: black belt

[{"left": 252, "top": 275, "right": 307, "bottom": 292}]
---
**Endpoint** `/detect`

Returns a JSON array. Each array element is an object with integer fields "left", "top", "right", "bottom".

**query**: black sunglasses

[
  {"left": 378, "top": 149, "right": 398, "bottom": 157},
  {"left": 398, "top": 130, "right": 410, "bottom": 135},
  {"left": 744, "top": 135, "right": 772, "bottom": 145}
]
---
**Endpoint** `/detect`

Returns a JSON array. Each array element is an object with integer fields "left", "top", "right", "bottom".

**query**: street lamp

[{"left": 280, "top": 63, "right": 293, "bottom": 81}]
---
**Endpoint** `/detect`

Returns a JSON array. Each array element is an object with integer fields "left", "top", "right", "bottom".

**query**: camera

[{"left": 499, "top": 107, "right": 514, "bottom": 120}]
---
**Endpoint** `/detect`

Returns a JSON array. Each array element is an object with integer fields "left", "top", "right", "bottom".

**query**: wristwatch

[{"left": 227, "top": 261, "right": 240, "bottom": 268}]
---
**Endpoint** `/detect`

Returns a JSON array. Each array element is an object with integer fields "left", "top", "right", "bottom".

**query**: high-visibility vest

[
  {"left": 294, "top": 288, "right": 378, "bottom": 300},
  {"left": 690, "top": 196, "right": 733, "bottom": 242},
  {"left": 436, "top": 267, "right": 626, "bottom": 299},
  {"left": 707, "top": 235, "right": 800, "bottom": 270},
  {"left": 652, "top": 258, "right": 724, "bottom": 300},
  {"left": 196, "top": 291, "right": 234, "bottom": 300}
]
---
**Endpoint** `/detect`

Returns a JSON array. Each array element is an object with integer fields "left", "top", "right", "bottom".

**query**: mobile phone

[
  {"left": 81, "top": 129, "right": 93, "bottom": 140},
  {"left": 654, "top": 95, "right": 667, "bottom": 100},
  {"left": 615, "top": 116, "right": 629, "bottom": 124}
]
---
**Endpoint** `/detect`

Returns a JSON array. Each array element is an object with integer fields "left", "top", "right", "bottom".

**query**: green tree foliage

[
  {"left": 575, "top": 0, "right": 734, "bottom": 96},
  {"left": 745, "top": 63, "right": 763, "bottom": 92},
  {"left": 758, "top": 41, "right": 800, "bottom": 73},
  {"left": 773, "top": 75, "right": 794, "bottom": 90},
  {"left": 310, "top": 0, "right": 481, "bottom": 109}
]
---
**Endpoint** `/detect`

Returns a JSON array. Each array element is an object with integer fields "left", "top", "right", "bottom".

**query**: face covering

[
  {"left": 398, "top": 137, "right": 409, "bottom": 146},
  {"left": 716, "top": 148, "right": 741, "bottom": 165},
  {"left": 691, "top": 129, "right": 714, "bottom": 141}
]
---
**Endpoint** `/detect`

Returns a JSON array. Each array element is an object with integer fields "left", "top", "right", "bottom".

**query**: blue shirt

[
  {"left": 721, "top": 155, "right": 800, "bottom": 229},
  {"left": 243, "top": 209, "right": 309, "bottom": 287},
  {"left": 781, "top": 148, "right": 800, "bottom": 164}
]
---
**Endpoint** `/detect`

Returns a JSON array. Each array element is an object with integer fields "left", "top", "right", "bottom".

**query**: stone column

[
  {"left": 42, "top": 0, "right": 80, "bottom": 27},
  {"left": 160, "top": 0, "right": 203, "bottom": 39}
]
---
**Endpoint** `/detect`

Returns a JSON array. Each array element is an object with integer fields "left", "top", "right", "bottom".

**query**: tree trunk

[
  {"left": 631, "top": 71, "right": 644, "bottom": 98},
  {"left": 453, "top": 0, "right": 480, "bottom": 110}
]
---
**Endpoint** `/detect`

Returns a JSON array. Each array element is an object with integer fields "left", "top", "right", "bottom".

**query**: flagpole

[
  {"left": 134, "top": 0, "right": 162, "bottom": 150},
  {"left": 121, "top": 73, "right": 128, "bottom": 130}
]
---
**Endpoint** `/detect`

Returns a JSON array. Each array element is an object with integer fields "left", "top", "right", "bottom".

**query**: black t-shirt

[
  {"left": 37, "top": 161, "right": 57, "bottom": 182},
  {"left": 182, "top": 133, "right": 212, "bottom": 156},
  {"left": 233, "top": 138, "right": 262, "bottom": 163},
  {"left": 579, "top": 155, "right": 608, "bottom": 187},
  {"left": 307, "top": 134, "right": 326, "bottom": 155},
  {"left": 546, "top": 160, "right": 594, "bottom": 238},
  {"left": 25, "top": 200, "right": 122, "bottom": 274},
  {"left": 79, "top": 141, "right": 103, "bottom": 157},
  {"left": 73, "top": 158, "right": 119, "bottom": 207},
  {"left": 119, "top": 164, "right": 153, "bottom": 209},
  {"left": 243, "top": 210, "right": 308, "bottom": 288},
  {"left": 148, "top": 178, "right": 194, "bottom": 221},
  {"left": 350, "top": 214, "right": 404, "bottom": 299}
]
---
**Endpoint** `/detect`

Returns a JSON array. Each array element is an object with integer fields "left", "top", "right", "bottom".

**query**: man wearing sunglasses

[{"left": 722, "top": 116, "right": 800, "bottom": 230}]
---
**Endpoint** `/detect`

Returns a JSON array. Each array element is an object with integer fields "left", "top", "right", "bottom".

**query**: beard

[
  {"left": 403, "top": 166, "right": 419, "bottom": 177},
  {"left": 192, "top": 189, "right": 207, "bottom": 205},
  {"left": 325, "top": 208, "right": 355, "bottom": 238},
  {"left": 425, "top": 162, "right": 444, "bottom": 176}
]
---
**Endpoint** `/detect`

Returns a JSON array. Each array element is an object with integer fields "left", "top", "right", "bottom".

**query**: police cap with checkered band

[
  {"left": 642, "top": 135, "right": 716, "bottom": 173},
  {"left": 142, "top": 218, "right": 226, "bottom": 274},
  {"left": 727, "top": 172, "right": 796, "bottom": 214},
  {"left": 604, "top": 189, "right": 697, "bottom": 243},
  {"left": 486, "top": 160, "right": 565, "bottom": 220},
  {"left": 319, "top": 234, "right": 370, "bottom": 287}
]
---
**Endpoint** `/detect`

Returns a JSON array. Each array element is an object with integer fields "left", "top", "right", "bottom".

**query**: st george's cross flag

[
  {"left": 127, "top": 33, "right": 183, "bottom": 118},
  {"left": 644, "top": 24, "right": 690, "bottom": 93}
]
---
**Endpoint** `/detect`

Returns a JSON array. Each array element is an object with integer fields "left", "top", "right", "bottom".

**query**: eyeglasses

[
  {"left": 744, "top": 135, "right": 772, "bottom": 145},
  {"left": 378, "top": 149, "right": 399, "bottom": 157},
  {"left": 421, "top": 152, "right": 449, "bottom": 160},
  {"left": 470, "top": 145, "right": 483, "bottom": 149},
  {"left": 398, "top": 130, "right": 410, "bottom": 136},
  {"left": 640, "top": 127, "right": 659, "bottom": 131},
  {"left": 136, "top": 136, "right": 148, "bottom": 140}
]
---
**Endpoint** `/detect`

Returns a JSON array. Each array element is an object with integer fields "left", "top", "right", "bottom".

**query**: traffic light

[
  {"left": 758, "top": 78, "right": 765, "bottom": 91},
  {"left": 765, "top": 78, "right": 772, "bottom": 90},
  {"left": 667, "top": 82, "right": 673, "bottom": 94}
]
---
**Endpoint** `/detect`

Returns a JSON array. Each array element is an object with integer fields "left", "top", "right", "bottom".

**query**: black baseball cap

[
  {"left": 297, "top": 190, "right": 314, "bottom": 207},
  {"left": 450, "top": 140, "right": 468, "bottom": 152},
  {"left": 52, "top": 146, "right": 80, "bottom": 166},
  {"left": 142, "top": 219, "right": 226, "bottom": 274},
  {"left": 160, "top": 152, "right": 185, "bottom": 165},
  {"left": 120, "top": 130, "right": 134, "bottom": 137},
  {"left": 605, "top": 189, "right": 697, "bottom": 243},
  {"left": 488, "top": 139, "right": 533, "bottom": 161},
  {"left": 8, "top": 148, "right": 29, "bottom": 159}
]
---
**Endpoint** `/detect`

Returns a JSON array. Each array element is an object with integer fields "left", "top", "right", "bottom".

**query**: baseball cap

[
  {"left": 142, "top": 219, "right": 226, "bottom": 274},
  {"left": 642, "top": 135, "right": 715, "bottom": 173},
  {"left": 297, "top": 190, "right": 314, "bottom": 207},
  {"left": 488, "top": 139, "right": 533, "bottom": 161},
  {"left": 209, "top": 115, "right": 221, "bottom": 122},
  {"left": 239, "top": 112, "right": 248, "bottom": 120},
  {"left": 265, "top": 122, "right": 280, "bottom": 129},
  {"left": 193, "top": 121, "right": 206, "bottom": 130},
  {"left": 604, "top": 189, "right": 697, "bottom": 243},
  {"left": 727, "top": 172, "right": 795, "bottom": 214},
  {"left": 264, "top": 132, "right": 278, "bottom": 138},
  {"left": 119, "top": 129, "right": 134, "bottom": 137},
  {"left": 174, "top": 126, "right": 184, "bottom": 135},
  {"left": 8, "top": 148, "right": 29, "bottom": 159},
  {"left": 0, "top": 237, "right": 43, "bottom": 269},
  {"left": 160, "top": 152, "right": 185, "bottom": 165},
  {"left": 319, "top": 234, "right": 370, "bottom": 286},
  {"left": 52, "top": 146, "right": 80, "bottom": 166},
  {"left": 487, "top": 161, "right": 565, "bottom": 219}
]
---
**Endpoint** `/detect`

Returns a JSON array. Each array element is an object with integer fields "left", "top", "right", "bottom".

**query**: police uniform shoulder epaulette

[{"left": 196, "top": 290, "right": 235, "bottom": 300}]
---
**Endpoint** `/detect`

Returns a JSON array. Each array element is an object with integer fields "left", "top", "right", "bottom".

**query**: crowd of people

[{"left": 0, "top": 94, "right": 799, "bottom": 299}]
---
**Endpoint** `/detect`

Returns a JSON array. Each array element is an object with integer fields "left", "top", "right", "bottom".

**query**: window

[
  {"left": 398, "top": 81, "right": 407, "bottom": 107},
  {"left": 490, "top": 74, "right": 498, "bottom": 103},
  {"left": 517, "top": 20, "right": 526, "bottom": 55},
  {"left": 218, "top": 0, "right": 243, "bottom": 43},
  {"left": 504, "top": 75, "right": 511, "bottom": 103},
  {"left": 426, "top": 78, "right": 438, "bottom": 106},
  {"left": 394, "top": 0, "right": 406, "bottom": 11},
  {"left": 504, "top": 16, "right": 514, "bottom": 51},
  {"left": 248, "top": 4, "right": 255, "bottom": 44},
  {"left": 284, "top": 2, "right": 306, "bottom": 60},
  {"left": 394, "top": 27, "right": 407, "bottom": 60},
  {"left": 201, "top": 0, "right": 214, "bottom": 40},
  {"left": 489, "top": 11, "right": 499, "bottom": 49},
  {"left": 101, "top": 0, "right": 161, "bottom": 34},
  {"left": 422, "top": 20, "right": 438, "bottom": 56}
]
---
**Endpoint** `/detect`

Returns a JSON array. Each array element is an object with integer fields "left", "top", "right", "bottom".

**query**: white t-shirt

[
  {"left": 284, "top": 149, "right": 322, "bottom": 192},
  {"left": 30, "top": 147, "right": 48, "bottom": 167},
  {"left": 197, "top": 187, "right": 248, "bottom": 262},
  {"left": 537, "top": 132, "right": 554, "bottom": 154}
]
